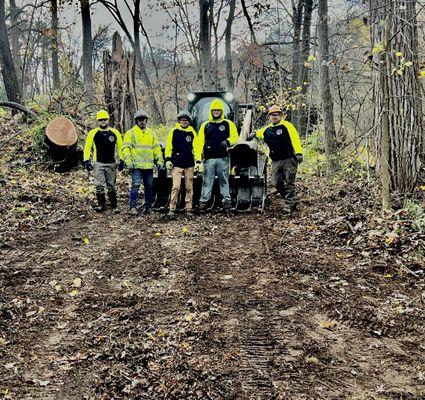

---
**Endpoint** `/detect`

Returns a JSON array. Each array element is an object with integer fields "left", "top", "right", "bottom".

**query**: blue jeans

[
  {"left": 199, "top": 158, "right": 231, "bottom": 204},
  {"left": 129, "top": 169, "right": 153, "bottom": 209}
]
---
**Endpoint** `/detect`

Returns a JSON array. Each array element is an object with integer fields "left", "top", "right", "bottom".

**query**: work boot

[
  {"left": 282, "top": 204, "right": 292, "bottom": 215},
  {"left": 198, "top": 203, "right": 207, "bottom": 213},
  {"left": 223, "top": 201, "right": 232, "bottom": 211},
  {"left": 185, "top": 210, "right": 194, "bottom": 217},
  {"left": 142, "top": 207, "right": 153, "bottom": 215},
  {"left": 94, "top": 193, "right": 106, "bottom": 213},
  {"left": 129, "top": 207, "right": 138, "bottom": 216},
  {"left": 108, "top": 191, "right": 119, "bottom": 213},
  {"left": 167, "top": 210, "right": 175, "bottom": 217}
]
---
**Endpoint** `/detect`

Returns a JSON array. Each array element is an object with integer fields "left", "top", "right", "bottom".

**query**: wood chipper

[{"left": 152, "top": 91, "right": 267, "bottom": 211}]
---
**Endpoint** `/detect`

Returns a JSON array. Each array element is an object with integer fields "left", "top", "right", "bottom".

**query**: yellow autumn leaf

[
  {"left": 181, "top": 341, "right": 190, "bottom": 350},
  {"left": 419, "top": 185, "right": 425, "bottom": 190},
  {"left": 404, "top": 61, "right": 413, "bottom": 67},
  {"left": 395, "top": 51, "right": 403, "bottom": 57},
  {"left": 154, "top": 232, "right": 161, "bottom": 237},
  {"left": 184, "top": 313, "right": 194, "bottom": 322},
  {"left": 319, "top": 320, "right": 337, "bottom": 329},
  {"left": 296, "top": 86, "right": 303, "bottom": 92},
  {"left": 305, "top": 356, "right": 319, "bottom": 364},
  {"left": 307, "top": 55, "right": 316, "bottom": 62},
  {"left": 54, "top": 284, "right": 62, "bottom": 292},
  {"left": 419, "top": 70, "right": 425, "bottom": 78},
  {"left": 69, "top": 289, "right": 79, "bottom": 297},
  {"left": 3, "top": 388, "right": 9, "bottom": 395},
  {"left": 372, "top": 42, "right": 384, "bottom": 55},
  {"left": 82, "top": 237, "right": 90, "bottom": 245},
  {"left": 384, "top": 274, "right": 393, "bottom": 278},
  {"left": 182, "top": 227, "right": 189, "bottom": 233}
]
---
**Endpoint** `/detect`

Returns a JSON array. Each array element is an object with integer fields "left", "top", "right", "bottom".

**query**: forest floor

[{"left": 0, "top": 123, "right": 425, "bottom": 399}]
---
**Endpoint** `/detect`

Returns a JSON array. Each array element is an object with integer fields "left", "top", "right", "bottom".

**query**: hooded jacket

[
  {"left": 165, "top": 123, "right": 198, "bottom": 168},
  {"left": 195, "top": 99, "right": 239, "bottom": 160},
  {"left": 255, "top": 119, "right": 302, "bottom": 161}
]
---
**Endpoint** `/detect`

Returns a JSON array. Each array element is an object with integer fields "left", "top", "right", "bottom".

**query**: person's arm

[
  {"left": 164, "top": 128, "right": 174, "bottom": 161},
  {"left": 194, "top": 122, "right": 206, "bottom": 161},
  {"left": 122, "top": 130, "right": 133, "bottom": 166},
  {"left": 284, "top": 121, "right": 303, "bottom": 154},
  {"left": 113, "top": 129, "right": 124, "bottom": 160},
  {"left": 228, "top": 121, "right": 239, "bottom": 146},
  {"left": 83, "top": 129, "right": 96, "bottom": 161},
  {"left": 153, "top": 132, "right": 164, "bottom": 167}
]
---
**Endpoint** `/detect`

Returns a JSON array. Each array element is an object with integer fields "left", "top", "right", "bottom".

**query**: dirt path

[{"left": 1, "top": 193, "right": 424, "bottom": 399}]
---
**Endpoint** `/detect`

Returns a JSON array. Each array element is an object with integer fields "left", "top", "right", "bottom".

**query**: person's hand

[
  {"left": 118, "top": 160, "right": 125, "bottom": 171},
  {"left": 194, "top": 160, "right": 203, "bottom": 173},
  {"left": 165, "top": 160, "right": 173, "bottom": 170},
  {"left": 157, "top": 164, "right": 165, "bottom": 171},
  {"left": 84, "top": 160, "right": 92, "bottom": 171},
  {"left": 220, "top": 140, "right": 229, "bottom": 151},
  {"left": 295, "top": 154, "right": 303, "bottom": 164}
]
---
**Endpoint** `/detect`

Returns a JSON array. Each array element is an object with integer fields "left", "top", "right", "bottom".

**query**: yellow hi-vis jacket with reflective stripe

[{"left": 122, "top": 125, "right": 164, "bottom": 169}]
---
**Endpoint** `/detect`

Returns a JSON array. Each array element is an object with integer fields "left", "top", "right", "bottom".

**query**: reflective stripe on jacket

[{"left": 122, "top": 125, "right": 164, "bottom": 169}]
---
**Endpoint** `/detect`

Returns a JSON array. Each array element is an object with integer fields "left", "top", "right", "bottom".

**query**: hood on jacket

[{"left": 209, "top": 99, "right": 225, "bottom": 122}]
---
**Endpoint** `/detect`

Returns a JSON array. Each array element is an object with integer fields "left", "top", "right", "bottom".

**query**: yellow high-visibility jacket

[
  {"left": 255, "top": 119, "right": 302, "bottom": 161},
  {"left": 165, "top": 123, "right": 198, "bottom": 168},
  {"left": 122, "top": 125, "right": 164, "bottom": 169},
  {"left": 83, "top": 127, "right": 123, "bottom": 163},
  {"left": 194, "top": 99, "right": 239, "bottom": 161}
]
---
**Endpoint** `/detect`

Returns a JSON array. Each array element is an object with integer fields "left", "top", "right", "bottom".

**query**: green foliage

[
  {"left": 404, "top": 200, "right": 425, "bottom": 232},
  {"left": 299, "top": 129, "right": 326, "bottom": 176}
]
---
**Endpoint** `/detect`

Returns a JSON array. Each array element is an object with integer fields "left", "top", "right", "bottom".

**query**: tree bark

[
  {"left": 0, "top": 0, "right": 22, "bottom": 103},
  {"left": 291, "top": 0, "right": 303, "bottom": 91},
  {"left": 50, "top": 0, "right": 60, "bottom": 90},
  {"left": 225, "top": 0, "right": 236, "bottom": 91},
  {"left": 199, "top": 0, "right": 213, "bottom": 90},
  {"left": 80, "top": 0, "right": 94, "bottom": 106},
  {"left": 318, "top": 0, "right": 338, "bottom": 175},
  {"left": 370, "top": 0, "right": 423, "bottom": 196},
  {"left": 295, "top": 0, "right": 314, "bottom": 136},
  {"left": 9, "top": 0, "right": 22, "bottom": 83}
]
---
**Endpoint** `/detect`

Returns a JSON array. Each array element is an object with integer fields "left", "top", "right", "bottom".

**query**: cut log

[
  {"left": 45, "top": 117, "right": 80, "bottom": 171},
  {"left": 46, "top": 117, "right": 78, "bottom": 147}
]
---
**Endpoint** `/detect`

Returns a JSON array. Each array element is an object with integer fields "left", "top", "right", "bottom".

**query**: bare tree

[
  {"left": 80, "top": 0, "right": 94, "bottom": 105},
  {"left": 0, "top": 0, "right": 22, "bottom": 103},
  {"left": 225, "top": 0, "right": 236, "bottom": 91},
  {"left": 50, "top": 0, "right": 60, "bottom": 90},
  {"left": 199, "top": 0, "right": 213, "bottom": 89},
  {"left": 318, "top": 0, "right": 339, "bottom": 175}
]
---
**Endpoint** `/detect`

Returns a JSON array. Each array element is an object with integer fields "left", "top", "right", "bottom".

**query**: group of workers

[{"left": 83, "top": 100, "right": 303, "bottom": 216}]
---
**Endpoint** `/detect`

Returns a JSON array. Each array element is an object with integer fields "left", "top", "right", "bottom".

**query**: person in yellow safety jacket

[
  {"left": 83, "top": 109, "right": 124, "bottom": 213},
  {"left": 253, "top": 105, "right": 303, "bottom": 214},
  {"left": 165, "top": 110, "right": 199, "bottom": 217},
  {"left": 195, "top": 99, "right": 239, "bottom": 211},
  {"left": 122, "top": 109, "right": 164, "bottom": 215}
]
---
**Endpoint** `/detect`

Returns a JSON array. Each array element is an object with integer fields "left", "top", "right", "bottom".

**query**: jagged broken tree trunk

[
  {"left": 370, "top": 0, "right": 423, "bottom": 201},
  {"left": 103, "top": 32, "right": 137, "bottom": 134}
]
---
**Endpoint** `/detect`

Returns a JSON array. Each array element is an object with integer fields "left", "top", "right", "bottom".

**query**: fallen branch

[{"left": 0, "top": 101, "right": 38, "bottom": 119}]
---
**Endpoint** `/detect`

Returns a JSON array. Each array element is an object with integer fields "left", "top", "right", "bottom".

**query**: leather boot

[
  {"left": 94, "top": 193, "right": 106, "bottom": 212},
  {"left": 108, "top": 191, "right": 119, "bottom": 213}
]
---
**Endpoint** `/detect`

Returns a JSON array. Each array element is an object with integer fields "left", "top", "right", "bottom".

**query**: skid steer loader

[{"left": 152, "top": 91, "right": 267, "bottom": 212}]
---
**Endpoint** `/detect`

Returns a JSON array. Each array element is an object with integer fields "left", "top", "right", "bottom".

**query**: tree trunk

[
  {"left": 291, "top": 0, "right": 303, "bottom": 91},
  {"left": 0, "top": 0, "right": 22, "bottom": 103},
  {"left": 225, "top": 0, "right": 236, "bottom": 91},
  {"left": 104, "top": 32, "right": 137, "bottom": 133},
  {"left": 370, "top": 0, "right": 423, "bottom": 196},
  {"left": 296, "top": 0, "right": 314, "bottom": 136},
  {"left": 80, "top": 0, "right": 94, "bottom": 106},
  {"left": 50, "top": 0, "right": 60, "bottom": 90},
  {"left": 318, "top": 0, "right": 338, "bottom": 175},
  {"left": 199, "top": 0, "right": 213, "bottom": 90},
  {"left": 9, "top": 0, "right": 22, "bottom": 83}
]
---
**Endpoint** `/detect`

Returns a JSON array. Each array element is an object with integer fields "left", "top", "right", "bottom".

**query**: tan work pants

[{"left": 170, "top": 167, "right": 194, "bottom": 211}]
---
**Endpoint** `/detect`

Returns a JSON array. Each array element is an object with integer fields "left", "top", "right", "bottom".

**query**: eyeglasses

[
  {"left": 270, "top": 113, "right": 282, "bottom": 117},
  {"left": 136, "top": 117, "right": 147, "bottom": 122},
  {"left": 179, "top": 118, "right": 189, "bottom": 122},
  {"left": 98, "top": 119, "right": 108, "bottom": 122}
]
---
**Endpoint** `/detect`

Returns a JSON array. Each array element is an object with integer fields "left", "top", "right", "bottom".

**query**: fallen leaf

[
  {"left": 384, "top": 274, "right": 393, "bottom": 278},
  {"left": 39, "top": 380, "right": 50, "bottom": 387},
  {"left": 154, "top": 232, "right": 161, "bottom": 237},
  {"left": 182, "top": 227, "right": 189, "bottom": 233},
  {"left": 72, "top": 277, "right": 82, "bottom": 287},
  {"left": 82, "top": 236, "right": 90, "bottom": 244},
  {"left": 319, "top": 320, "right": 337, "bottom": 329},
  {"left": 68, "top": 289, "right": 78, "bottom": 297},
  {"left": 305, "top": 356, "right": 319, "bottom": 364}
]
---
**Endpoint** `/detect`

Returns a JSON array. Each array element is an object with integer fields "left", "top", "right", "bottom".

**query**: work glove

[
  {"left": 156, "top": 164, "right": 165, "bottom": 171},
  {"left": 220, "top": 140, "right": 230, "bottom": 151},
  {"left": 194, "top": 160, "right": 203, "bottom": 173},
  {"left": 118, "top": 160, "right": 125, "bottom": 171},
  {"left": 165, "top": 160, "right": 173, "bottom": 170},
  {"left": 127, "top": 162, "right": 135, "bottom": 174},
  {"left": 247, "top": 132, "right": 256, "bottom": 141},
  {"left": 295, "top": 154, "right": 303, "bottom": 164},
  {"left": 84, "top": 160, "right": 92, "bottom": 171}
]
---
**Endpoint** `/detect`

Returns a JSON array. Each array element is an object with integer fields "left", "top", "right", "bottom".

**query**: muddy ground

[{"left": 0, "top": 175, "right": 424, "bottom": 400}]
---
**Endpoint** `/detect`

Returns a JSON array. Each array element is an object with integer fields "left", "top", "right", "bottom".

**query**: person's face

[
  {"left": 211, "top": 109, "right": 222, "bottom": 119},
  {"left": 269, "top": 112, "right": 283, "bottom": 124},
  {"left": 179, "top": 118, "right": 190, "bottom": 128},
  {"left": 136, "top": 117, "right": 147, "bottom": 129},
  {"left": 98, "top": 118, "right": 109, "bottom": 129}
]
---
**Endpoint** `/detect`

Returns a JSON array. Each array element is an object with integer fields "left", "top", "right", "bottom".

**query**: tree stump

[{"left": 103, "top": 32, "right": 137, "bottom": 134}]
